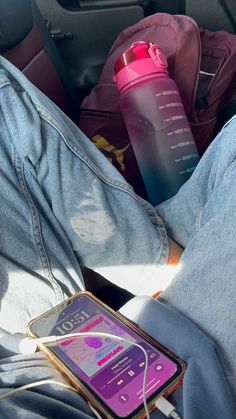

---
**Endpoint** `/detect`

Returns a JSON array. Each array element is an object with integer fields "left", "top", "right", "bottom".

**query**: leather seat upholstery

[{"left": 0, "top": 0, "right": 80, "bottom": 122}]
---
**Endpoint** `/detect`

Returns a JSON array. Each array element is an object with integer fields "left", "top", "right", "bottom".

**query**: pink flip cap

[{"left": 114, "top": 41, "right": 168, "bottom": 92}]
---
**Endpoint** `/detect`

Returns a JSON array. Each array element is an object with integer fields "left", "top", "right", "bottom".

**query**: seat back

[{"left": 0, "top": 0, "right": 80, "bottom": 122}]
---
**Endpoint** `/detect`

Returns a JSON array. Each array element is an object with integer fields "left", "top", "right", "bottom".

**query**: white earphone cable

[
  {"left": 1, "top": 332, "right": 150, "bottom": 418},
  {"left": 0, "top": 379, "right": 76, "bottom": 400},
  {"left": 0, "top": 332, "right": 182, "bottom": 419}
]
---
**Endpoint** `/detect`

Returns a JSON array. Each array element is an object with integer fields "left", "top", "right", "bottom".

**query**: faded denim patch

[{"left": 70, "top": 179, "right": 115, "bottom": 243}]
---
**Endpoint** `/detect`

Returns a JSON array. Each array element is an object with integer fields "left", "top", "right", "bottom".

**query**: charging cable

[
  {"left": 0, "top": 332, "right": 182, "bottom": 419},
  {"left": 0, "top": 379, "right": 76, "bottom": 400},
  {"left": 155, "top": 397, "right": 182, "bottom": 419}
]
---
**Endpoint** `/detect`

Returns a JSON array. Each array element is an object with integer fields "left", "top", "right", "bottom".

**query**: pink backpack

[{"left": 79, "top": 13, "right": 236, "bottom": 199}]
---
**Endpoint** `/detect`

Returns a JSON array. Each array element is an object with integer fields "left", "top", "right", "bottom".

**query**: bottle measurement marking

[
  {"left": 179, "top": 166, "right": 196, "bottom": 175},
  {"left": 175, "top": 153, "right": 199, "bottom": 163},
  {"left": 159, "top": 102, "right": 183, "bottom": 110},
  {"left": 171, "top": 140, "right": 195, "bottom": 149},
  {"left": 168, "top": 128, "right": 191, "bottom": 136},
  {"left": 155, "top": 90, "right": 179, "bottom": 96},
  {"left": 164, "top": 115, "right": 185, "bottom": 122}
]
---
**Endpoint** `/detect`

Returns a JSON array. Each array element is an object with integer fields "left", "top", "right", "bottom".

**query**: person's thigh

[
  {"left": 158, "top": 116, "right": 236, "bottom": 394},
  {"left": 157, "top": 115, "right": 236, "bottom": 248}
]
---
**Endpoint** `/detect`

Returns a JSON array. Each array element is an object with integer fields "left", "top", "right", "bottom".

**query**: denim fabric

[
  {"left": 0, "top": 56, "right": 168, "bottom": 335},
  {"left": 120, "top": 296, "right": 236, "bottom": 418},
  {"left": 0, "top": 299, "right": 235, "bottom": 419},
  {"left": 0, "top": 54, "right": 236, "bottom": 403},
  {"left": 157, "top": 117, "right": 236, "bottom": 395}
]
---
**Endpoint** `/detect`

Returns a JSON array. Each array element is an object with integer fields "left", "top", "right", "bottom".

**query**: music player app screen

[{"left": 42, "top": 295, "right": 179, "bottom": 417}]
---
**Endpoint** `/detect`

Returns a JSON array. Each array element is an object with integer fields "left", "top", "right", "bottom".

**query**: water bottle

[{"left": 113, "top": 41, "right": 199, "bottom": 206}]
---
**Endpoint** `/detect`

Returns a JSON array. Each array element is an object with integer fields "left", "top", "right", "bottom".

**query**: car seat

[{"left": 0, "top": 0, "right": 81, "bottom": 122}]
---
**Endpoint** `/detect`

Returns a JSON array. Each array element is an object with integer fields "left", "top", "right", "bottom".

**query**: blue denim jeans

[
  {"left": 0, "top": 56, "right": 235, "bottom": 395},
  {"left": 0, "top": 56, "right": 168, "bottom": 334}
]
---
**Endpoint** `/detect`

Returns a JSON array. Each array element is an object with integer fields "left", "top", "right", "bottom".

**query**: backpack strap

[
  {"left": 216, "top": 97, "right": 236, "bottom": 134},
  {"left": 218, "top": 0, "right": 236, "bottom": 33},
  {"left": 195, "top": 86, "right": 208, "bottom": 109}
]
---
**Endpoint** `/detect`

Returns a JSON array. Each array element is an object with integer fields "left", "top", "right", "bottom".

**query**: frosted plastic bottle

[{"left": 113, "top": 41, "right": 199, "bottom": 206}]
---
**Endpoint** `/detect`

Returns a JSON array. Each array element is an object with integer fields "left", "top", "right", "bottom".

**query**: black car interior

[
  {"left": 0, "top": 0, "right": 236, "bottom": 309},
  {"left": 0, "top": 0, "right": 81, "bottom": 122},
  {"left": 1, "top": 0, "right": 235, "bottom": 124}
]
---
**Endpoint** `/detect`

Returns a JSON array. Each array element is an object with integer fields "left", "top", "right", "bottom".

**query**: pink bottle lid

[{"left": 114, "top": 41, "right": 168, "bottom": 92}]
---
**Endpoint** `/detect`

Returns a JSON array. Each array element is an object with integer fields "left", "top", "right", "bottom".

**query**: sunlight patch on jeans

[{"left": 92, "top": 263, "right": 182, "bottom": 296}]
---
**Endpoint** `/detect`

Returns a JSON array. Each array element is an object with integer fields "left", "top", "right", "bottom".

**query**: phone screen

[{"left": 30, "top": 294, "right": 182, "bottom": 418}]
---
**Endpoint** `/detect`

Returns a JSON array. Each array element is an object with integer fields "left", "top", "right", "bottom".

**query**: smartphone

[{"left": 27, "top": 292, "right": 186, "bottom": 418}]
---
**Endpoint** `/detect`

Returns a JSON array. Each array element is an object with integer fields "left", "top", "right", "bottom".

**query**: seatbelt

[
  {"left": 30, "top": 0, "right": 81, "bottom": 120},
  {"left": 218, "top": 0, "right": 236, "bottom": 33}
]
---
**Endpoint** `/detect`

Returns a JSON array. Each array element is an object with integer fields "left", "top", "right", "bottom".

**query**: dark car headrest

[{"left": 0, "top": 0, "right": 33, "bottom": 53}]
